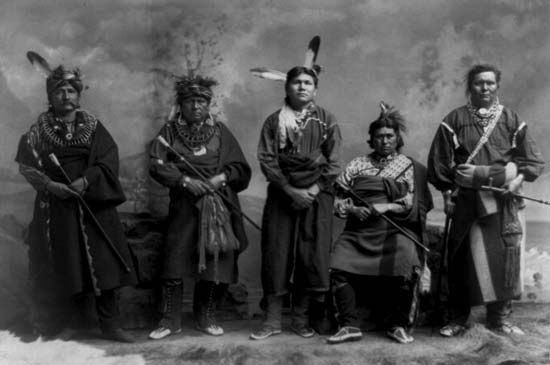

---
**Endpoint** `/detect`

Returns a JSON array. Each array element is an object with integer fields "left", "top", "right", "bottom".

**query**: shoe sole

[
  {"left": 387, "top": 334, "right": 414, "bottom": 344},
  {"left": 148, "top": 328, "right": 182, "bottom": 340},
  {"left": 196, "top": 326, "right": 224, "bottom": 336},
  {"left": 249, "top": 329, "right": 282, "bottom": 340},
  {"left": 439, "top": 328, "right": 465, "bottom": 337},
  {"left": 290, "top": 327, "right": 316, "bottom": 338},
  {"left": 326, "top": 334, "right": 362, "bottom": 344}
]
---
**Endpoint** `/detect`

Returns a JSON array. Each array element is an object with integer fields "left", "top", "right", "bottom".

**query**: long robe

[
  {"left": 331, "top": 155, "right": 432, "bottom": 280},
  {"left": 258, "top": 104, "right": 342, "bottom": 295},
  {"left": 149, "top": 119, "right": 251, "bottom": 283},
  {"left": 428, "top": 105, "right": 544, "bottom": 305},
  {"left": 15, "top": 111, "right": 137, "bottom": 299}
]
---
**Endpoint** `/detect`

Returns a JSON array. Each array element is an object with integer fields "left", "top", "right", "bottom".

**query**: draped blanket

[
  {"left": 149, "top": 121, "right": 251, "bottom": 283},
  {"left": 428, "top": 105, "right": 545, "bottom": 305},
  {"left": 15, "top": 118, "right": 136, "bottom": 297},
  {"left": 278, "top": 149, "right": 325, "bottom": 188},
  {"left": 331, "top": 174, "right": 421, "bottom": 279}
]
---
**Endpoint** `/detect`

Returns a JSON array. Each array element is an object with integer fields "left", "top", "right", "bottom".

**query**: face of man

[
  {"left": 470, "top": 71, "right": 499, "bottom": 108},
  {"left": 371, "top": 127, "right": 398, "bottom": 157},
  {"left": 285, "top": 73, "right": 317, "bottom": 109},
  {"left": 180, "top": 96, "right": 210, "bottom": 124},
  {"left": 49, "top": 84, "right": 80, "bottom": 115}
]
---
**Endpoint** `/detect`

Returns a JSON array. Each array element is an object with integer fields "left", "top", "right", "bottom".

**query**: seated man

[{"left": 328, "top": 103, "right": 432, "bottom": 344}]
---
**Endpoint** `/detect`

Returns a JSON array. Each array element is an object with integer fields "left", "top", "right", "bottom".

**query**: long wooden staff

[
  {"left": 156, "top": 136, "right": 261, "bottom": 231},
  {"left": 480, "top": 185, "right": 550, "bottom": 206},
  {"left": 48, "top": 153, "right": 131, "bottom": 272}
]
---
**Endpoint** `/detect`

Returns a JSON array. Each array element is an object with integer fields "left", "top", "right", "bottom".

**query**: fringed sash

[{"left": 196, "top": 194, "right": 240, "bottom": 283}]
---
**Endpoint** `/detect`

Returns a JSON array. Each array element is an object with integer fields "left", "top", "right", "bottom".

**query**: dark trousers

[
  {"left": 263, "top": 287, "right": 326, "bottom": 330},
  {"left": 96, "top": 289, "right": 121, "bottom": 332},
  {"left": 446, "top": 258, "right": 513, "bottom": 326},
  {"left": 447, "top": 295, "right": 513, "bottom": 327},
  {"left": 331, "top": 269, "right": 413, "bottom": 329},
  {"left": 30, "top": 286, "right": 122, "bottom": 335}
]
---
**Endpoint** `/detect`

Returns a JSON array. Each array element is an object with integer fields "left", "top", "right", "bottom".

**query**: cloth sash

[
  {"left": 278, "top": 149, "right": 324, "bottom": 188},
  {"left": 351, "top": 175, "right": 408, "bottom": 202},
  {"left": 500, "top": 196, "right": 523, "bottom": 288},
  {"left": 196, "top": 193, "right": 240, "bottom": 283}
]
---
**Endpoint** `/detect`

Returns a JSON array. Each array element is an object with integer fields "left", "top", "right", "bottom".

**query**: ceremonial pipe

[
  {"left": 337, "top": 181, "right": 430, "bottom": 252},
  {"left": 480, "top": 185, "right": 550, "bottom": 206},
  {"left": 48, "top": 153, "right": 131, "bottom": 272},
  {"left": 156, "top": 136, "right": 262, "bottom": 231}
]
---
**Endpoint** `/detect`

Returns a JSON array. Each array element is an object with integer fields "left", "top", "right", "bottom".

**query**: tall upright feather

[
  {"left": 303, "top": 35, "right": 320, "bottom": 69},
  {"left": 26, "top": 51, "right": 52, "bottom": 78}
]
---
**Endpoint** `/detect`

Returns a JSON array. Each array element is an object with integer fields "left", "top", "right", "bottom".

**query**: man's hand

[
  {"left": 503, "top": 173, "right": 524, "bottom": 196},
  {"left": 455, "top": 164, "right": 476, "bottom": 188},
  {"left": 69, "top": 177, "right": 87, "bottom": 195},
  {"left": 182, "top": 175, "right": 211, "bottom": 196},
  {"left": 443, "top": 190, "right": 455, "bottom": 216},
  {"left": 46, "top": 181, "right": 79, "bottom": 199},
  {"left": 349, "top": 205, "right": 372, "bottom": 221},
  {"left": 283, "top": 185, "right": 315, "bottom": 210},
  {"left": 209, "top": 173, "right": 227, "bottom": 190},
  {"left": 306, "top": 183, "right": 321, "bottom": 198},
  {"left": 372, "top": 203, "right": 391, "bottom": 215}
]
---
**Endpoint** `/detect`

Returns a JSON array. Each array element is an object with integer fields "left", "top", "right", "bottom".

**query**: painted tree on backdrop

[{"left": 124, "top": 15, "right": 228, "bottom": 214}]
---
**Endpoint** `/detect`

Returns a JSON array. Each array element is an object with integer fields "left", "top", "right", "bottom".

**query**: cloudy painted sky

[{"left": 1, "top": 0, "right": 549, "bottom": 215}]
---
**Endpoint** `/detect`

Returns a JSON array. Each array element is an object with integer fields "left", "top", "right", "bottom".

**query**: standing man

[
  {"left": 251, "top": 66, "right": 342, "bottom": 340},
  {"left": 428, "top": 64, "right": 545, "bottom": 336},
  {"left": 148, "top": 75, "right": 251, "bottom": 339},
  {"left": 15, "top": 64, "right": 137, "bottom": 342}
]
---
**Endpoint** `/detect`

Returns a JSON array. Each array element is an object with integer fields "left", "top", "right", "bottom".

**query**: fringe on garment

[{"left": 197, "top": 193, "right": 240, "bottom": 283}]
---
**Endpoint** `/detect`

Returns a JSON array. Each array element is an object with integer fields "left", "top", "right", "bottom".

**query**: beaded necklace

[
  {"left": 467, "top": 99, "right": 501, "bottom": 128},
  {"left": 38, "top": 111, "right": 97, "bottom": 148},
  {"left": 370, "top": 152, "right": 397, "bottom": 170},
  {"left": 173, "top": 116, "right": 216, "bottom": 151}
]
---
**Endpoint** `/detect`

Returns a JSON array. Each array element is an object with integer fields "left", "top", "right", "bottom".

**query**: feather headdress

[
  {"left": 174, "top": 75, "right": 218, "bottom": 102},
  {"left": 26, "top": 51, "right": 84, "bottom": 94},
  {"left": 250, "top": 36, "right": 323, "bottom": 82}
]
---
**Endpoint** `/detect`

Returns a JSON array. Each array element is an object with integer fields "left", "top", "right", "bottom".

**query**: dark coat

[
  {"left": 149, "top": 120, "right": 251, "bottom": 283},
  {"left": 16, "top": 115, "right": 137, "bottom": 296}
]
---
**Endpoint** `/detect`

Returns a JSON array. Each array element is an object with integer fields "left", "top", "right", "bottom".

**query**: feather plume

[
  {"left": 26, "top": 51, "right": 52, "bottom": 78},
  {"left": 380, "top": 101, "right": 388, "bottom": 114},
  {"left": 377, "top": 101, "right": 407, "bottom": 133},
  {"left": 304, "top": 36, "right": 320, "bottom": 69},
  {"left": 249, "top": 67, "right": 287, "bottom": 81}
]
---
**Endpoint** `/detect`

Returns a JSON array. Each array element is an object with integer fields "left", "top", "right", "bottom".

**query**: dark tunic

[
  {"left": 257, "top": 104, "right": 342, "bottom": 295},
  {"left": 15, "top": 111, "right": 137, "bottom": 297},
  {"left": 428, "top": 105, "right": 545, "bottom": 305},
  {"left": 331, "top": 156, "right": 432, "bottom": 280},
  {"left": 149, "top": 119, "right": 251, "bottom": 283}
]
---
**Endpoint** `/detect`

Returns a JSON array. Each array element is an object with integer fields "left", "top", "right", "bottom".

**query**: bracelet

[
  {"left": 182, "top": 175, "right": 191, "bottom": 188},
  {"left": 220, "top": 173, "right": 227, "bottom": 188}
]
